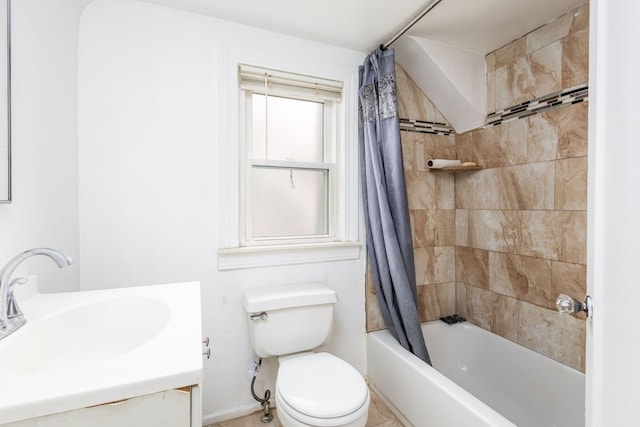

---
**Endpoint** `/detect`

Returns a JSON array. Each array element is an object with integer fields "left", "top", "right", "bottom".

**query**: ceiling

[{"left": 141, "top": 0, "right": 587, "bottom": 54}]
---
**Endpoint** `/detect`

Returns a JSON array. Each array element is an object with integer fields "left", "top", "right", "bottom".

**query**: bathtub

[{"left": 368, "top": 321, "right": 584, "bottom": 427}]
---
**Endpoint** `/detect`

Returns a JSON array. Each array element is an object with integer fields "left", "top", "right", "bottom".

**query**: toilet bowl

[
  {"left": 242, "top": 283, "right": 370, "bottom": 427},
  {"left": 276, "top": 352, "right": 370, "bottom": 427}
]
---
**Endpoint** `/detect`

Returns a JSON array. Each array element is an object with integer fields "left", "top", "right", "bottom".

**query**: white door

[{"left": 587, "top": 0, "right": 640, "bottom": 425}]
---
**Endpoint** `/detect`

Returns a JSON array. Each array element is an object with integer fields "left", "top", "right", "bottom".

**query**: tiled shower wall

[
  {"left": 365, "top": 65, "right": 458, "bottom": 332},
  {"left": 365, "top": 4, "right": 588, "bottom": 372}
]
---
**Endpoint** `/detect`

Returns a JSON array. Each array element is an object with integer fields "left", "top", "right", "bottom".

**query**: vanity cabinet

[{"left": 4, "top": 385, "right": 201, "bottom": 427}]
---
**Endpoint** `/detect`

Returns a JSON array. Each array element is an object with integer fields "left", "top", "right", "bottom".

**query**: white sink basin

[
  {"left": 0, "top": 277, "right": 202, "bottom": 425},
  {"left": 0, "top": 296, "right": 171, "bottom": 375}
]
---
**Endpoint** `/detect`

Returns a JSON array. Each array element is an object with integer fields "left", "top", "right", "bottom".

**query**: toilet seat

[{"left": 276, "top": 352, "right": 369, "bottom": 426}]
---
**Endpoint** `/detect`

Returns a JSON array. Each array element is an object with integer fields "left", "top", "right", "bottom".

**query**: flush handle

[{"left": 250, "top": 312, "right": 267, "bottom": 321}]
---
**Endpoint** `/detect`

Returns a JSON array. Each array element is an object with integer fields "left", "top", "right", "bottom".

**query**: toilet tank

[{"left": 242, "top": 283, "right": 337, "bottom": 358}]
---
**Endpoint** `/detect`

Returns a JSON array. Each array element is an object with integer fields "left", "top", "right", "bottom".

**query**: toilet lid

[{"left": 277, "top": 352, "right": 368, "bottom": 419}]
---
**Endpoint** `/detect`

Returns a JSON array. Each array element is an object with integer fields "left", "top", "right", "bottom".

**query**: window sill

[{"left": 217, "top": 241, "right": 362, "bottom": 270}]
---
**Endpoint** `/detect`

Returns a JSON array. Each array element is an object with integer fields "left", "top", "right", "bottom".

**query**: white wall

[
  {"left": 0, "top": 0, "right": 93, "bottom": 293},
  {"left": 77, "top": 1, "right": 366, "bottom": 423}
]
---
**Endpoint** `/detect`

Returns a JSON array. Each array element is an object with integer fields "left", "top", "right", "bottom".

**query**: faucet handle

[
  {"left": 6, "top": 277, "right": 28, "bottom": 319},
  {"left": 556, "top": 294, "right": 593, "bottom": 318},
  {"left": 556, "top": 294, "right": 580, "bottom": 314}
]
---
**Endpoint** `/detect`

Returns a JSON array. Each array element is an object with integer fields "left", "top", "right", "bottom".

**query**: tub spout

[{"left": 0, "top": 248, "right": 74, "bottom": 340}]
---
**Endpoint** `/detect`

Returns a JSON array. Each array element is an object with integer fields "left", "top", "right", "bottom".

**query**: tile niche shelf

[{"left": 427, "top": 165, "right": 483, "bottom": 174}]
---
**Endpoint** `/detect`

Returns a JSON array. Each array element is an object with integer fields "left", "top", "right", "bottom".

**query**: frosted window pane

[
  {"left": 252, "top": 94, "right": 323, "bottom": 162},
  {"left": 251, "top": 167, "right": 327, "bottom": 238}
]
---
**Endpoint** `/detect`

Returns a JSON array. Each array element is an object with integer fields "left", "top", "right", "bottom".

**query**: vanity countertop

[{"left": 0, "top": 278, "right": 203, "bottom": 424}]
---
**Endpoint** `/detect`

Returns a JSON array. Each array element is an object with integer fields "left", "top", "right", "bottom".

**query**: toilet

[{"left": 242, "top": 283, "right": 370, "bottom": 427}]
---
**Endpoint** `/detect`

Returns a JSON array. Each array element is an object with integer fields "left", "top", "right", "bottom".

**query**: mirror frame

[{"left": 0, "top": 0, "right": 10, "bottom": 203}]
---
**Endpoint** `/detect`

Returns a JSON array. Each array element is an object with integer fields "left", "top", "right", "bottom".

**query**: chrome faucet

[{"left": 0, "top": 248, "right": 74, "bottom": 340}]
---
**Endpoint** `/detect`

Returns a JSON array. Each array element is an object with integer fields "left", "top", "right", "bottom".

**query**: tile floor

[{"left": 206, "top": 388, "right": 403, "bottom": 427}]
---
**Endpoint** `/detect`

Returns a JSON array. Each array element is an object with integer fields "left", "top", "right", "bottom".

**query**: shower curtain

[{"left": 358, "top": 47, "right": 431, "bottom": 365}]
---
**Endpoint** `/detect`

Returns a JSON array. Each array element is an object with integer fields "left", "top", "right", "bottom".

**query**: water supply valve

[{"left": 202, "top": 337, "right": 210, "bottom": 359}]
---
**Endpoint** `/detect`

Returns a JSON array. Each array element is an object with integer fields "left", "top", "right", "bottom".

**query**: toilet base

[
  {"left": 275, "top": 404, "right": 368, "bottom": 427},
  {"left": 275, "top": 391, "right": 368, "bottom": 427}
]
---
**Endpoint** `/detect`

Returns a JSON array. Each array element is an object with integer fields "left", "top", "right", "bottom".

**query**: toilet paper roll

[{"left": 426, "top": 159, "right": 462, "bottom": 169}]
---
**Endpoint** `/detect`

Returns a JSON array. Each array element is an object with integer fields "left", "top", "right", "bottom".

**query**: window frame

[
  {"left": 217, "top": 48, "right": 361, "bottom": 271},
  {"left": 239, "top": 78, "right": 340, "bottom": 246}
]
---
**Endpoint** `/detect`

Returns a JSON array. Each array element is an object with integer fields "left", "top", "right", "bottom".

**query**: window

[{"left": 239, "top": 65, "right": 342, "bottom": 246}]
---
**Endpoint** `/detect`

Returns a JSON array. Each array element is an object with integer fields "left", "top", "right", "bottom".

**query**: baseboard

[{"left": 201, "top": 402, "right": 264, "bottom": 425}]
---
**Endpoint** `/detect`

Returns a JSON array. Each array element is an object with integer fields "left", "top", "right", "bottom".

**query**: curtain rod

[{"left": 380, "top": 0, "right": 443, "bottom": 50}]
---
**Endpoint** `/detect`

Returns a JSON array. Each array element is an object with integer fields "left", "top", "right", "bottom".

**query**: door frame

[{"left": 587, "top": 0, "right": 640, "bottom": 424}]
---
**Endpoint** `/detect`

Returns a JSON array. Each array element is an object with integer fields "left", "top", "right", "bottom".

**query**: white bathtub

[{"left": 368, "top": 321, "right": 584, "bottom": 427}]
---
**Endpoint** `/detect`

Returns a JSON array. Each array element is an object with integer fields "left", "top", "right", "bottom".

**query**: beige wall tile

[
  {"left": 496, "top": 162, "right": 555, "bottom": 210},
  {"left": 518, "top": 301, "right": 585, "bottom": 371},
  {"left": 486, "top": 51, "right": 496, "bottom": 73},
  {"left": 409, "top": 210, "right": 416, "bottom": 246},
  {"left": 563, "top": 29, "right": 589, "bottom": 87},
  {"left": 529, "top": 41, "right": 563, "bottom": 98},
  {"left": 489, "top": 252, "right": 554, "bottom": 308},
  {"left": 486, "top": 69, "right": 496, "bottom": 113},
  {"left": 555, "top": 156, "right": 588, "bottom": 210},
  {"left": 412, "top": 209, "right": 455, "bottom": 247},
  {"left": 455, "top": 246, "right": 489, "bottom": 289},
  {"left": 556, "top": 102, "right": 588, "bottom": 158},
  {"left": 555, "top": 210, "right": 587, "bottom": 264},
  {"left": 469, "top": 210, "right": 586, "bottom": 263},
  {"left": 396, "top": 65, "right": 446, "bottom": 123},
  {"left": 535, "top": 102, "right": 588, "bottom": 160},
  {"left": 401, "top": 132, "right": 419, "bottom": 172},
  {"left": 551, "top": 261, "right": 587, "bottom": 303},
  {"left": 406, "top": 172, "right": 455, "bottom": 210},
  {"left": 455, "top": 282, "right": 467, "bottom": 317},
  {"left": 570, "top": 4, "right": 589, "bottom": 33},
  {"left": 494, "top": 64, "right": 513, "bottom": 110},
  {"left": 420, "top": 134, "right": 458, "bottom": 170},
  {"left": 474, "top": 119, "right": 528, "bottom": 168},
  {"left": 496, "top": 57, "right": 537, "bottom": 109},
  {"left": 469, "top": 210, "right": 521, "bottom": 253},
  {"left": 519, "top": 210, "right": 563, "bottom": 259},
  {"left": 526, "top": 12, "right": 573, "bottom": 53},
  {"left": 495, "top": 37, "right": 526, "bottom": 69},
  {"left": 465, "top": 285, "right": 519, "bottom": 342},
  {"left": 455, "top": 168, "right": 498, "bottom": 209},
  {"left": 415, "top": 246, "right": 456, "bottom": 285},
  {"left": 365, "top": 266, "right": 386, "bottom": 332},
  {"left": 464, "top": 209, "right": 581, "bottom": 264},
  {"left": 455, "top": 209, "right": 469, "bottom": 247},
  {"left": 454, "top": 131, "right": 475, "bottom": 163},
  {"left": 417, "top": 282, "right": 456, "bottom": 321},
  {"left": 527, "top": 114, "right": 560, "bottom": 162}
]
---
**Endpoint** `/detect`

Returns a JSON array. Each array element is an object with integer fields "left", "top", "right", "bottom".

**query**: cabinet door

[{"left": 6, "top": 388, "right": 191, "bottom": 427}]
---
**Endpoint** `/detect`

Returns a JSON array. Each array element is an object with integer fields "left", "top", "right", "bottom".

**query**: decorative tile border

[
  {"left": 399, "top": 118, "right": 453, "bottom": 136},
  {"left": 486, "top": 84, "right": 588, "bottom": 127},
  {"left": 399, "top": 84, "right": 587, "bottom": 135}
]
